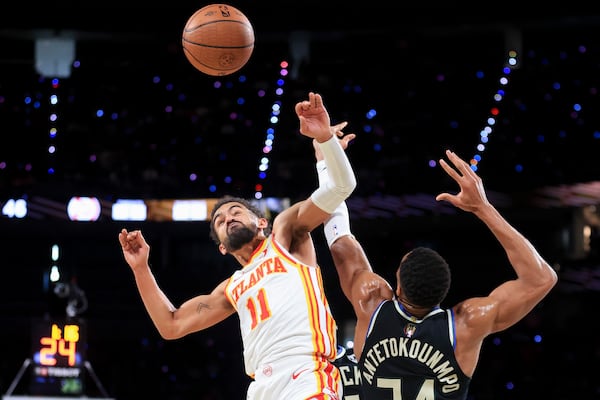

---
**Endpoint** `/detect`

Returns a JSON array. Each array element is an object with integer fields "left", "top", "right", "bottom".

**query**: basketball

[{"left": 182, "top": 4, "right": 255, "bottom": 76}]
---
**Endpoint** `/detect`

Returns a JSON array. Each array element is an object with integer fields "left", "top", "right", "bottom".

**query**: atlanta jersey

[{"left": 224, "top": 235, "right": 340, "bottom": 398}]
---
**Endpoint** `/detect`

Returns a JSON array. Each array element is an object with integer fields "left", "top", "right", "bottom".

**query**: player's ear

[
  {"left": 257, "top": 217, "right": 269, "bottom": 229},
  {"left": 395, "top": 281, "right": 402, "bottom": 298},
  {"left": 218, "top": 243, "right": 228, "bottom": 255}
]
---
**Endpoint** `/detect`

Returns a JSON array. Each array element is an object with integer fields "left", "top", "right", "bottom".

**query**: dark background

[{"left": 1, "top": 3, "right": 599, "bottom": 399}]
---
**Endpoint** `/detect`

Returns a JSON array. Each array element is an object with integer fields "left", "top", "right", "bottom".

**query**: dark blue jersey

[
  {"left": 359, "top": 299, "right": 471, "bottom": 400},
  {"left": 334, "top": 345, "right": 362, "bottom": 400}
]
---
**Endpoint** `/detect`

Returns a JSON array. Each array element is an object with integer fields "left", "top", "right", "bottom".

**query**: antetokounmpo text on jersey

[{"left": 361, "top": 337, "right": 461, "bottom": 394}]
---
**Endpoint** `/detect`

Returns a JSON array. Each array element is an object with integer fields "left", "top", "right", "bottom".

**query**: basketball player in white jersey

[{"left": 119, "top": 92, "right": 356, "bottom": 400}]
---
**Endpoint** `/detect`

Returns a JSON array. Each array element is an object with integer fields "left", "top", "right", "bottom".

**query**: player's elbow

[
  {"left": 155, "top": 319, "right": 188, "bottom": 340},
  {"left": 530, "top": 261, "right": 559, "bottom": 298},
  {"left": 542, "top": 262, "right": 559, "bottom": 291},
  {"left": 334, "top": 179, "right": 356, "bottom": 201},
  {"left": 158, "top": 327, "right": 185, "bottom": 340},
  {"left": 311, "top": 178, "right": 356, "bottom": 214}
]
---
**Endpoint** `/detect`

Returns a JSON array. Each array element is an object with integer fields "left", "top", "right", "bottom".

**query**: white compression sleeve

[
  {"left": 316, "top": 159, "right": 328, "bottom": 187},
  {"left": 316, "top": 160, "right": 353, "bottom": 247},
  {"left": 310, "top": 136, "right": 356, "bottom": 213},
  {"left": 324, "top": 200, "right": 352, "bottom": 247}
]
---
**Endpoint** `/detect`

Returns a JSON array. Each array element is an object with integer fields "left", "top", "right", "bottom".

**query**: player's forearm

[
  {"left": 133, "top": 266, "right": 179, "bottom": 337},
  {"left": 475, "top": 204, "right": 557, "bottom": 285},
  {"left": 310, "top": 135, "right": 356, "bottom": 213}
]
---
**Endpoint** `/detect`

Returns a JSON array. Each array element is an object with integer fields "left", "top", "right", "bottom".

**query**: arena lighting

[
  {"left": 1, "top": 196, "right": 292, "bottom": 222},
  {"left": 66, "top": 197, "right": 101, "bottom": 221},
  {"left": 111, "top": 199, "right": 147, "bottom": 221},
  {"left": 172, "top": 199, "right": 207, "bottom": 221},
  {"left": 35, "top": 36, "right": 75, "bottom": 78},
  {"left": 1, "top": 198, "right": 27, "bottom": 218}
]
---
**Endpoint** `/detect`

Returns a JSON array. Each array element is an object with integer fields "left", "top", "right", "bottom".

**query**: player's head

[
  {"left": 209, "top": 196, "right": 271, "bottom": 253},
  {"left": 396, "top": 246, "right": 451, "bottom": 308}
]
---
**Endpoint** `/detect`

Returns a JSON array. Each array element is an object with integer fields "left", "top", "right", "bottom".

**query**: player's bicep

[
  {"left": 173, "top": 280, "right": 235, "bottom": 336},
  {"left": 487, "top": 279, "right": 546, "bottom": 332},
  {"left": 283, "top": 199, "right": 330, "bottom": 234}
]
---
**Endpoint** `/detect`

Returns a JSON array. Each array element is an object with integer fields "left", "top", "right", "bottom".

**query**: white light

[
  {"left": 50, "top": 265, "right": 60, "bottom": 283},
  {"left": 51, "top": 244, "right": 60, "bottom": 261},
  {"left": 2, "top": 198, "right": 27, "bottom": 218},
  {"left": 112, "top": 199, "right": 147, "bottom": 221},
  {"left": 172, "top": 200, "right": 207, "bottom": 221},
  {"left": 67, "top": 196, "right": 101, "bottom": 221},
  {"left": 35, "top": 37, "right": 75, "bottom": 78}
]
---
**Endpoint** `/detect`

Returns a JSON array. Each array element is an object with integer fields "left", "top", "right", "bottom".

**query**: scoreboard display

[{"left": 29, "top": 318, "right": 86, "bottom": 396}]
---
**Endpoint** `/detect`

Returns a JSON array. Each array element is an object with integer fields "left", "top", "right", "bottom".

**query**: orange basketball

[{"left": 182, "top": 4, "right": 255, "bottom": 76}]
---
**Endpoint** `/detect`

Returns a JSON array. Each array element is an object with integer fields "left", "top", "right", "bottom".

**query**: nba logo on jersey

[{"left": 404, "top": 323, "right": 416, "bottom": 338}]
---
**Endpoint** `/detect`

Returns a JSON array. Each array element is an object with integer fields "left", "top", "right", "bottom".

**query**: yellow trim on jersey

[
  {"left": 270, "top": 236, "right": 337, "bottom": 361},
  {"left": 223, "top": 238, "right": 270, "bottom": 311}
]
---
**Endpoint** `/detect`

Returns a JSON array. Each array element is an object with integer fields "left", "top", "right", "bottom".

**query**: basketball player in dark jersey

[{"left": 315, "top": 143, "right": 558, "bottom": 399}]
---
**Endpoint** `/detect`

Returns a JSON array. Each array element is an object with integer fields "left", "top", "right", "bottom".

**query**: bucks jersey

[
  {"left": 359, "top": 299, "right": 471, "bottom": 400},
  {"left": 334, "top": 345, "right": 362, "bottom": 400}
]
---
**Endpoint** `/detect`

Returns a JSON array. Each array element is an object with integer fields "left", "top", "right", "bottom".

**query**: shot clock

[{"left": 30, "top": 318, "right": 87, "bottom": 396}]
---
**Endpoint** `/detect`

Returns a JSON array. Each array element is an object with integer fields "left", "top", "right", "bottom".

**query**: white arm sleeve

[
  {"left": 310, "top": 135, "right": 356, "bottom": 213},
  {"left": 317, "top": 160, "right": 354, "bottom": 247}
]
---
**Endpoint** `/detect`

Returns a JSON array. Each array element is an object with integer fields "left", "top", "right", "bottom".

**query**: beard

[{"left": 222, "top": 223, "right": 258, "bottom": 252}]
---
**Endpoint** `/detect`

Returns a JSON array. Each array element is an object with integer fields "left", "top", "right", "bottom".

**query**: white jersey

[{"left": 224, "top": 234, "right": 338, "bottom": 378}]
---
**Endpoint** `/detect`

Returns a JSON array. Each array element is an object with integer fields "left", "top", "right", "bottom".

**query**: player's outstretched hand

[
  {"left": 436, "top": 150, "right": 490, "bottom": 214},
  {"left": 295, "top": 92, "right": 332, "bottom": 143}
]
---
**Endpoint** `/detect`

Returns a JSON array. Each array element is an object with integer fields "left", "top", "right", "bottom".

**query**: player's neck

[
  {"left": 233, "top": 237, "right": 267, "bottom": 265},
  {"left": 397, "top": 296, "right": 433, "bottom": 319}
]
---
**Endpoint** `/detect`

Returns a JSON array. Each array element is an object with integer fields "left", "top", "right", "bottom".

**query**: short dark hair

[
  {"left": 208, "top": 196, "right": 269, "bottom": 244},
  {"left": 398, "top": 246, "right": 451, "bottom": 308}
]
